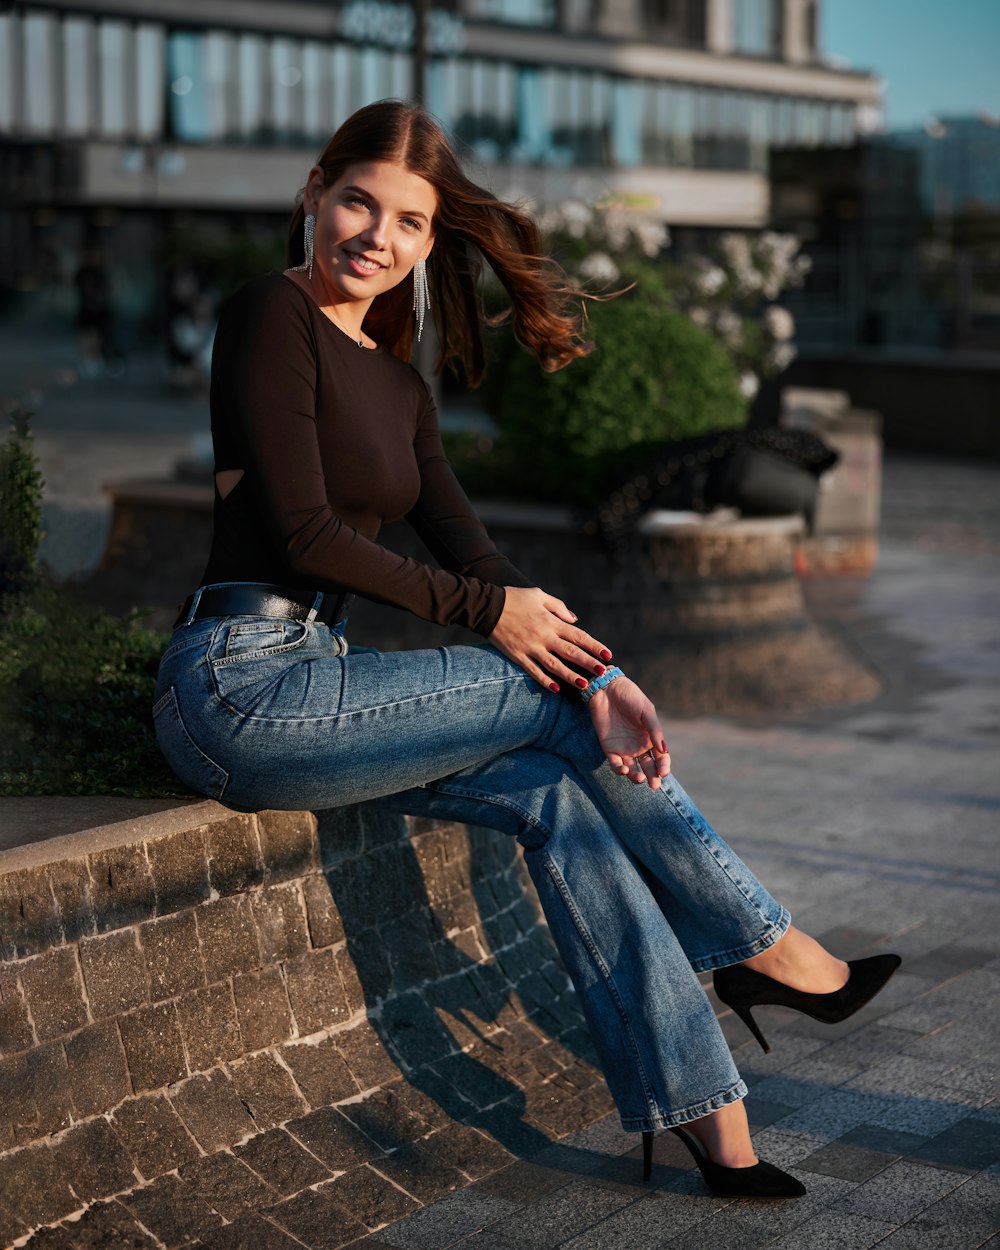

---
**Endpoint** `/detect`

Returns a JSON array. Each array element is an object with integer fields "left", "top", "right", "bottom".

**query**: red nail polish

[
  {"left": 549, "top": 682, "right": 560, "bottom": 693},
  {"left": 660, "top": 740, "right": 667, "bottom": 752},
  {"left": 575, "top": 677, "right": 587, "bottom": 688},
  {"left": 600, "top": 649, "right": 612, "bottom": 661}
]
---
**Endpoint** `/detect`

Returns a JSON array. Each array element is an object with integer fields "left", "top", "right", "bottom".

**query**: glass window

[
  {"left": 471, "top": 0, "right": 554, "bottom": 26},
  {"left": 24, "top": 11, "right": 56, "bottom": 133},
  {"left": 271, "top": 38, "right": 305, "bottom": 139},
  {"left": 168, "top": 31, "right": 207, "bottom": 142},
  {"left": 203, "top": 32, "right": 235, "bottom": 140},
  {"left": 331, "top": 43, "right": 353, "bottom": 129},
  {"left": 136, "top": 25, "right": 164, "bottom": 139},
  {"left": 63, "top": 18, "right": 94, "bottom": 136},
  {"left": 732, "top": 0, "right": 779, "bottom": 56},
  {"left": 0, "top": 14, "right": 14, "bottom": 132},
  {"left": 98, "top": 21, "right": 131, "bottom": 137},
  {"left": 237, "top": 34, "right": 267, "bottom": 141},
  {"left": 611, "top": 79, "right": 641, "bottom": 166},
  {"left": 302, "top": 39, "right": 330, "bottom": 140}
]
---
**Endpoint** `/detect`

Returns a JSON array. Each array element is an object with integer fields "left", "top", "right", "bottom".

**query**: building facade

[{"left": 0, "top": 0, "right": 881, "bottom": 326}]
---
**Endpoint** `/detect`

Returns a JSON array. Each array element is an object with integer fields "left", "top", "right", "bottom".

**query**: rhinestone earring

[
  {"left": 413, "top": 256, "right": 430, "bottom": 342},
  {"left": 289, "top": 212, "right": 315, "bottom": 280}
]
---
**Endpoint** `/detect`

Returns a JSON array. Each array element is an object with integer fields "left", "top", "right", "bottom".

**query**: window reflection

[{"left": 0, "top": 8, "right": 862, "bottom": 176}]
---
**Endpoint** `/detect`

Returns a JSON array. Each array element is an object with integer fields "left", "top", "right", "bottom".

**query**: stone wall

[{"left": 0, "top": 803, "right": 610, "bottom": 1249}]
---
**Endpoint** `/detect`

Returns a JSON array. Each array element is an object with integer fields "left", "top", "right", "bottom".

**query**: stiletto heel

[
  {"left": 642, "top": 1130, "right": 653, "bottom": 1181},
  {"left": 713, "top": 953, "right": 902, "bottom": 1053},
  {"left": 666, "top": 1126, "right": 806, "bottom": 1198}
]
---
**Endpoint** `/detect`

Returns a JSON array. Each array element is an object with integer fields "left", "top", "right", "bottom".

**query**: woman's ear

[
  {"left": 303, "top": 165, "right": 325, "bottom": 215},
  {"left": 420, "top": 233, "right": 436, "bottom": 262}
]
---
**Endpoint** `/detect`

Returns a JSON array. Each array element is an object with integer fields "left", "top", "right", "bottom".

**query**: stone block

[
  {"left": 316, "top": 806, "right": 365, "bottom": 869},
  {"left": 267, "top": 1187, "right": 369, "bottom": 1249},
  {"left": 336, "top": 1020, "right": 402, "bottom": 1091},
  {"left": 362, "top": 806, "right": 408, "bottom": 853},
  {"left": 228, "top": 1051, "right": 308, "bottom": 1130},
  {"left": 233, "top": 966, "right": 295, "bottom": 1053},
  {"left": 302, "top": 872, "right": 345, "bottom": 948},
  {"left": 198, "top": 1212, "right": 305, "bottom": 1250},
  {"left": 78, "top": 929, "right": 149, "bottom": 1018},
  {"left": 45, "top": 857, "right": 97, "bottom": 945},
  {"left": 377, "top": 992, "right": 456, "bottom": 1071},
  {"left": 0, "top": 865, "right": 62, "bottom": 956},
  {"left": 421, "top": 1124, "right": 515, "bottom": 1181},
  {"left": 63, "top": 1020, "right": 131, "bottom": 1118},
  {"left": 382, "top": 911, "right": 442, "bottom": 989},
  {"left": 195, "top": 893, "right": 261, "bottom": 981},
  {"left": 119, "top": 1001, "right": 188, "bottom": 1092},
  {"left": 60, "top": 1199, "right": 160, "bottom": 1248},
  {"left": 111, "top": 1092, "right": 201, "bottom": 1181},
  {"left": 910, "top": 1116, "right": 1000, "bottom": 1173},
  {"left": 335, "top": 939, "right": 373, "bottom": 1013},
  {"left": 88, "top": 844, "right": 157, "bottom": 932},
  {"left": 178, "top": 1149, "right": 281, "bottom": 1220},
  {"left": 0, "top": 965, "right": 33, "bottom": 1054},
  {"left": 9, "top": 1224, "right": 75, "bottom": 1250},
  {"left": 18, "top": 947, "right": 89, "bottom": 1040},
  {"left": 205, "top": 812, "right": 264, "bottom": 895},
  {"left": 50, "top": 1118, "right": 137, "bottom": 1204},
  {"left": 337, "top": 1085, "right": 432, "bottom": 1153},
  {"left": 280, "top": 1037, "right": 360, "bottom": 1108},
  {"left": 175, "top": 982, "right": 242, "bottom": 1070},
  {"left": 257, "top": 809, "right": 320, "bottom": 882},
  {"left": 367, "top": 1140, "right": 465, "bottom": 1203},
  {"left": 0, "top": 1143, "right": 80, "bottom": 1229},
  {"left": 140, "top": 910, "right": 205, "bottom": 1001},
  {"left": 338, "top": 929, "right": 392, "bottom": 1003},
  {"left": 234, "top": 1126, "right": 331, "bottom": 1195},
  {"left": 146, "top": 825, "right": 211, "bottom": 913},
  {"left": 285, "top": 947, "right": 351, "bottom": 1035},
  {"left": 320, "top": 1163, "right": 421, "bottom": 1230},
  {"left": 0, "top": 1042, "right": 74, "bottom": 1146},
  {"left": 170, "top": 1071, "right": 258, "bottom": 1153},
  {"left": 119, "top": 1172, "right": 225, "bottom": 1246},
  {"left": 251, "top": 881, "right": 310, "bottom": 964},
  {"left": 286, "top": 1106, "right": 382, "bottom": 1170}
]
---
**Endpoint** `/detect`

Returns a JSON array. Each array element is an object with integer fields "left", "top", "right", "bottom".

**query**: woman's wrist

[{"left": 579, "top": 665, "right": 624, "bottom": 703}]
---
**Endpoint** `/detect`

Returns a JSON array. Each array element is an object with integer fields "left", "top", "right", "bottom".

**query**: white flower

[
  {"left": 764, "top": 305, "right": 795, "bottom": 340},
  {"left": 740, "top": 371, "right": 760, "bottom": 398},
  {"left": 578, "top": 251, "right": 621, "bottom": 284},
  {"left": 768, "top": 342, "right": 797, "bottom": 371},
  {"left": 560, "top": 199, "right": 594, "bottom": 239},
  {"left": 714, "top": 309, "right": 744, "bottom": 348},
  {"left": 634, "top": 219, "right": 669, "bottom": 258},
  {"left": 692, "top": 262, "right": 727, "bottom": 297},
  {"left": 688, "top": 306, "right": 710, "bottom": 327}
]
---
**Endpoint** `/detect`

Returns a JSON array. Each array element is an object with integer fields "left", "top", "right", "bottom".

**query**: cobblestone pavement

[{"left": 4, "top": 320, "right": 1000, "bottom": 1247}]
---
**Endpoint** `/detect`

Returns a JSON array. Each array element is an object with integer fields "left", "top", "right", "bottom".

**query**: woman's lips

[{"left": 343, "top": 249, "right": 385, "bottom": 277}]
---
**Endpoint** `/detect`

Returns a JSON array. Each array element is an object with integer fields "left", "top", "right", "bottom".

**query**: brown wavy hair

[{"left": 287, "top": 99, "right": 593, "bottom": 385}]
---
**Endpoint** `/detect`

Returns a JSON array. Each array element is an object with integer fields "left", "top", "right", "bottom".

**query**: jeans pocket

[
  {"left": 153, "top": 686, "right": 229, "bottom": 800},
  {"left": 214, "top": 619, "right": 310, "bottom": 665}
]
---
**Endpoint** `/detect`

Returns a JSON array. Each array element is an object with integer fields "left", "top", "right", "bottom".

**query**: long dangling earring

[
  {"left": 289, "top": 212, "right": 315, "bottom": 280},
  {"left": 413, "top": 256, "right": 430, "bottom": 342}
]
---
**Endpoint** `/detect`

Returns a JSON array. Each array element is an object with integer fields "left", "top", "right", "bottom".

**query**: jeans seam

[{"left": 538, "top": 848, "right": 658, "bottom": 1120}]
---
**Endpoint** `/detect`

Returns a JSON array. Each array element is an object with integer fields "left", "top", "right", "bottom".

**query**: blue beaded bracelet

[{"left": 579, "top": 665, "right": 624, "bottom": 703}]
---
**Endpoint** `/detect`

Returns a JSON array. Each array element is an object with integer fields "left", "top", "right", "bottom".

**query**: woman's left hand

[{"left": 587, "top": 677, "right": 671, "bottom": 789}]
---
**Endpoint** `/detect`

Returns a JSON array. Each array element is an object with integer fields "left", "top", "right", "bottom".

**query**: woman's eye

[{"left": 402, "top": 218, "right": 421, "bottom": 231}]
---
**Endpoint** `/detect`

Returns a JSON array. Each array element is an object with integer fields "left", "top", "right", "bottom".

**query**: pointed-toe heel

[
  {"left": 643, "top": 1126, "right": 805, "bottom": 1198},
  {"left": 713, "top": 953, "right": 902, "bottom": 1053}
]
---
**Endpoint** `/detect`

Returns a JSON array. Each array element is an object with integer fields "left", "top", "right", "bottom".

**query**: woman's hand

[
  {"left": 588, "top": 677, "right": 671, "bottom": 789},
  {"left": 489, "top": 586, "right": 611, "bottom": 691}
]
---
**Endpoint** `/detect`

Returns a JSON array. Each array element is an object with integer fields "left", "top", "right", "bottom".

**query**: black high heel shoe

[
  {"left": 642, "top": 1126, "right": 806, "bottom": 1197},
  {"left": 713, "top": 953, "right": 902, "bottom": 1053}
]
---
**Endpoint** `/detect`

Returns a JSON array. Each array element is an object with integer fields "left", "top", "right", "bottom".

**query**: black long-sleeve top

[{"left": 201, "top": 273, "right": 532, "bottom": 635}]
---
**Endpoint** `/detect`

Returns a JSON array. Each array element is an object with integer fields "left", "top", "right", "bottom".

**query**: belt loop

[
  {"left": 182, "top": 586, "right": 205, "bottom": 626},
  {"left": 307, "top": 591, "right": 323, "bottom": 623}
]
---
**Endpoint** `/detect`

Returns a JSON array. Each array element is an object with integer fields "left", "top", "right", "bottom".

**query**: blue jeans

[{"left": 154, "top": 586, "right": 790, "bottom": 1133}]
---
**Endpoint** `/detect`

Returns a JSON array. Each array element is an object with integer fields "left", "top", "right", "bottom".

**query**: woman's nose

[{"left": 360, "top": 216, "right": 388, "bottom": 248}]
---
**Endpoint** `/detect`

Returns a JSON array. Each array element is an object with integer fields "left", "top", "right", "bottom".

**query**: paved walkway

[{"left": 3, "top": 318, "right": 999, "bottom": 1246}]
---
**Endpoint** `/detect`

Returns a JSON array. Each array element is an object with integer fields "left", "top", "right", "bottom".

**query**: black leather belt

[{"left": 174, "top": 584, "right": 351, "bottom": 629}]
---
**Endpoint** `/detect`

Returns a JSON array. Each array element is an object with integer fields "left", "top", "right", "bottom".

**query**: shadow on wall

[{"left": 319, "top": 807, "right": 604, "bottom": 1158}]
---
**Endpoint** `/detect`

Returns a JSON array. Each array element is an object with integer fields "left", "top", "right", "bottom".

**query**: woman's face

[{"left": 305, "top": 160, "right": 437, "bottom": 305}]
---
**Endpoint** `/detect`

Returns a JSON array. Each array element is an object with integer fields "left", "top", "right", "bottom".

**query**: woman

[{"left": 154, "top": 99, "right": 899, "bottom": 1199}]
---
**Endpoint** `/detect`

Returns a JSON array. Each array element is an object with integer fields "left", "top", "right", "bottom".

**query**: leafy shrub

[
  {"left": 0, "top": 406, "right": 189, "bottom": 797},
  {"left": 483, "top": 267, "right": 748, "bottom": 504}
]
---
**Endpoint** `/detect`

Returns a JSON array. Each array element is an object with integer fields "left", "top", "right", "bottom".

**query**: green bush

[
  {"left": 483, "top": 268, "right": 748, "bottom": 504},
  {"left": 0, "top": 406, "right": 190, "bottom": 797}
]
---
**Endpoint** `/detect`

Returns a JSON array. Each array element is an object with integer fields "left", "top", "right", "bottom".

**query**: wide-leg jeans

[{"left": 154, "top": 590, "right": 790, "bottom": 1133}]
